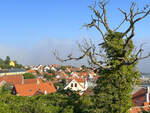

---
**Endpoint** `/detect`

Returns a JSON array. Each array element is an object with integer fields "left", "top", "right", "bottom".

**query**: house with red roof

[
  {"left": 64, "top": 77, "right": 88, "bottom": 95},
  {"left": 130, "top": 103, "right": 150, "bottom": 113},
  {"left": 27, "top": 70, "right": 37, "bottom": 75},
  {"left": 0, "top": 75, "right": 23, "bottom": 87},
  {"left": 130, "top": 86, "right": 150, "bottom": 113},
  {"left": 12, "top": 78, "right": 56, "bottom": 96}
]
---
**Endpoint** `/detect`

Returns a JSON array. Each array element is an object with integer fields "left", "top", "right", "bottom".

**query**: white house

[
  {"left": 43, "top": 66, "right": 50, "bottom": 72},
  {"left": 64, "top": 79, "right": 88, "bottom": 95},
  {"left": 51, "top": 67, "right": 57, "bottom": 71},
  {"left": 71, "top": 72, "right": 79, "bottom": 78}
]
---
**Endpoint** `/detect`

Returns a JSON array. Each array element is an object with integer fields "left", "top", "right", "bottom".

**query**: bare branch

[
  {"left": 53, "top": 47, "right": 91, "bottom": 62},
  {"left": 122, "top": 3, "right": 150, "bottom": 36},
  {"left": 114, "top": 8, "right": 131, "bottom": 31},
  {"left": 134, "top": 9, "right": 150, "bottom": 23},
  {"left": 123, "top": 25, "right": 135, "bottom": 50},
  {"left": 118, "top": 8, "right": 130, "bottom": 22},
  {"left": 120, "top": 3, "right": 150, "bottom": 53},
  {"left": 123, "top": 46, "right": 150, "bottom": 65},
  {"left": 84, "top": 1, "right": 111, "bottom": 43},
  {"left": 88, "top": 51, "right": 111, "bottom": 69},
  {"left": 98, "top": 0, "right": 110, "bottom": 31},
  {"left": 113, "top": 18, "right": 126, "bottom": 31}
]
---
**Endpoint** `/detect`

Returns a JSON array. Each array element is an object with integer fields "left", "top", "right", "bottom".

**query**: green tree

[
  {"left": 61, "top": 66, "right": 66, "bottom": 70},
  {"left": 44, "top": 73, "right": 51, "bottom": 81},
  {"left": 23, "top": 73, "right": 36, "bottom": 79},
  {"left": 4, "top": 56, "right": 10, "bottom": 65},
  {"left": 14, "top": 60, "right": 23, "bottom": 69},
  {"left": 47, "top": 69, "right": 55, "bottom": 75},
  {"left": 54, "top": 1, "right": 150, "bottom": 113},
  {"left": 54, "top": 79, "right": 66, "bottom": 91},
  {"left": 0, "top": 83, "right": 12, "bottom": 95}
]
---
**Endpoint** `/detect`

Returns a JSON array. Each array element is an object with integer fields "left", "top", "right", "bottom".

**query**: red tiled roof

[
  {"left": 14, "top": 79, "right": 56, "bottom": 96},
  {"left": 74, "top": 77, "right": 85, "bottom": 83},
  {"left": 47, "top": 73, "right": 53, "bottom": 76},
  {"left": 74, "top": 79, "right": 85, "bottom": 89},
  {"left": 52, "top": 64, "right": 59, "bottom": 68},
  {"left": 60, "top": 71, "right": 67, "bottom": 77},
  {"left": 132, "top": 88, "right": 149, "bottom": 106},
  {"left": 70, "top": 67, "right": 81, "bottom": 72},
  {"left": 0, "top": 75, "right": 22, "bottom": 85},
  {"left": 78, "top": 72, "right": 89, "bottom": 77},
  {"left": 27, "top": 70, "right": 36, "bottom": 73},
  {"left": 24, "top": 78, "right": 38, "bottom": 84},
  {"left": 130, "top": 103, "right": 150, "bottom": 113}
]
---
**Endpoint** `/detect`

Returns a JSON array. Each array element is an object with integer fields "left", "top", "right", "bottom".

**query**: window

[
  {"left": 75, "top": 83, "right": 77, "bottom": 87},
  {"left": 135, "top": 99, "right": 139, "bottom": 103},
  {"left": 29, "top": 89, "right": 32, "bottom": 92},
  {"left": 71, "top": 83, "right": 73, "bottom": 87}
]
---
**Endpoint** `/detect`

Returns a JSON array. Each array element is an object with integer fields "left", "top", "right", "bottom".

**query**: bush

[{"left": 23, "top": 73, "right": 36, "bottom": 79}]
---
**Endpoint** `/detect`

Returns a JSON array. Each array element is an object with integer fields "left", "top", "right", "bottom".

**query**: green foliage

[
  {"left": 0, "top": 93, "right": 81, "bottom": 113},
  {"left": 44, "top": 73, "right": 51, "bottom": 81},
  {"left": 23, "top": 73, "right": 36, "bottom": 79},
  {"left": 47, "top": 70, "right": 55, "bottom": 74},
  {"left": 61, "top": 66, "right": 67, "bottom": 70},
  {"left": 93, "top": 31, "right": 140, "bottom": 113},
  {"left": 0, "top": 83, "right": 12, "bottom": 94},
  {"left": 61, "top": 106, "right": 74, "bottom": 113},
  {"left": 35, "top": 70, "right": 40, "bottom": 75},
  {"left": 79, "top": 96, "right": 94, "bottom": 113},
  {"left": 4, "top": 56, "right": 10, "bottom": 65},
  {"left": 54, "top": 79, "right": 66, "bottom": 91},
  {"left": 142, "top": 110, "right": 150, "bottom": 113},
  {"left": 0, "top": 56, "right": 23, "bottom": 69},
  {"left": 14, "top": 60, "right": 24, "bottom": 69}
]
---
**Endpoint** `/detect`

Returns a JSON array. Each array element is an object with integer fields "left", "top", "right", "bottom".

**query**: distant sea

[{"left": 141, "top": 72, "right": 150, "bottom": 78}]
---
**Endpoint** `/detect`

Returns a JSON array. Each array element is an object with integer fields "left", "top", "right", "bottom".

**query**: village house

[
  {"left": 0, "top": 75, "right": 23, "bottom": 87},
  {"left": 27, "top": 70, "right": 37, "bottom": 75},
  {"left": 130, "top": 86, "right": 150, "bottom": 113},
  {"left": 64, "top": 77, "right": 88, "bottom": 95},
  {"left": 12, "top": 78, "right": 56, "bottom": 96}
]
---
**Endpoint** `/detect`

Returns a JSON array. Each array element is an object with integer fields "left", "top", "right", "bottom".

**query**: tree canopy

[
  {"left": 54, "top": 0, "right": 150, "bottom": 113},
  {"left": 0, "top": 56, "right": 23, "bottom": 69}
]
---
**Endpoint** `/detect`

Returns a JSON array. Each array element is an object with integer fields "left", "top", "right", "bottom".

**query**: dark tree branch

[
  {"left": 123, "top": 48, "right": 150, "bottom": 65},
  {"left": 118, "top": 8, "right": 130, "bottom": 22},
  {"left": 98, "top": 1, "right": 110, "bottom": 31},
  {"left": 88, "top": 51, "right": 111, "bottom": 69},
  {"left": 53, "top": 1, "right": 150, "bottom": 71},
  {"left": 53, "top": 47, "right": 91, "bottom": 62}
]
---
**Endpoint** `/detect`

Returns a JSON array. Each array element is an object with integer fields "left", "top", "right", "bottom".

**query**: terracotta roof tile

[
  {"left": 78, "top": 72, "right": 89, "bottom": 77},
  {"left": 130, "top": 105, "right": 150, "bottom": 113},
  {"left": 0, "top": 75, "right": 22, "bottom": 85},
  {"left": 24, "top": 78, "right": 37, "bottom": 84},
  {"left": 27, "top": 70, "right": 36, "bottom": 73},
  {"left": 74, "top": 77, "right": 85, "bottom": 83},
  {"left": 14, "top": 78, "right": 56, "bottom": 96},
  {"left": 132, "top": 88, "right": 149, "bottom": 106}
]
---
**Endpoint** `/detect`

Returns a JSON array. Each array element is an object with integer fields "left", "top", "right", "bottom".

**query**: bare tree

[
  {"left": 53, "top": 1, "right": 150, "bottom": 70},
  {"left": 53, "top": 1, "right": 150, "bottom": 112}
]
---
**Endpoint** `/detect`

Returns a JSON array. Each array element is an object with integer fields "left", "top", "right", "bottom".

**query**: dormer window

[
  {"left": 75, "top": 83, "right": 77, "bottom": 87},
  {"left": 29, "top": 89, "right": 32, "bottom": 92},
  {"left": 71, "top": 83, "right": 73, "bottom": 87},
  {"left": 135, "top": 99, "right": 139, "bottom": 103}
]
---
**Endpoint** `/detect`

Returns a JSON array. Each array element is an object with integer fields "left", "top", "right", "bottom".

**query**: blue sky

[{"left": 0, "top": 0, "right": 150, "bottom": 72}]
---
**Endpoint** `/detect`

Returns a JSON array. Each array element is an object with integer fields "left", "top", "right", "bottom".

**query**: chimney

[
  {"left": 146, "top": 86, "right": 150, "bottom": 102},
  {"left": 44, "top": 90, "right": 47, "bottom": 95},
  {"left": 22, "top": 75, "right": 24, "bottom": 84},
  {"left": 36, "top": 79, "right": 40, "bottom": 84}
]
